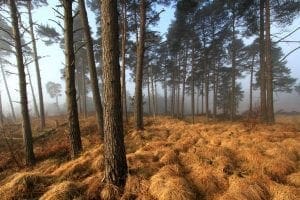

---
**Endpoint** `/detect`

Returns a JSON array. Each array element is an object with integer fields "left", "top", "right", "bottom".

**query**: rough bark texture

[
  {"left": 134, "top": 0, "right": 146, "bottom": 130},
  {"left": 101, "top": 0, "right": 128, "bottom": 187},
  {"left": 27, "top": 1, "right": 45, "bottom": 128},
  {"left": 259, "top": 0, "right": 267, "bottom": 122},
  {"left": 9, "top": 0, "right": 35, "bottom": 166},
  {"left": 1, "top": 63, "right": 16, "bottom": 121},
  {"left": 121, "top": 0, "right": 128, "bottom": 123},
  {"left": 63, "top": 0, "right": 82, "bottom": 158},
  {"left": 265, "top": 0, "right": 274, "bottom": 123}
]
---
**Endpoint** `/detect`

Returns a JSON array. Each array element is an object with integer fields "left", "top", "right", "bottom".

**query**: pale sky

[{"left": 0, "top": 1, "right": 299, "bottom": 115}]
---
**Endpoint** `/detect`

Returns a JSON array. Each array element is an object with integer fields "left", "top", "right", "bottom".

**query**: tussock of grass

[
  {"left": 39, "top": 181, "right": 81, "bottom": 200},
  {"left": 286, "top": 171, "right": 300, "bottom": 187},
  {"left": 269, "top": 182, "right": 299, "bottom": 200},
  {"left": 149, "top": 165, "right": 197, "bottom": 200},
  {"left": 159, "top": 149, "right": 178, "bottom": 165},
  {"left": 82, "top": 173, "right": 104, "bottom": 200},
  {"left": 100, "top": 184, "right": 121, "bottom": 200},
  {"left": 263, "top": 157, "right": 296, "bottom": 182},
  {"left": 1, "top": 115, "right": 299, "bottom": 199},
  {"left": 0, "top": 172, "right": 54, "bottom": 200},
  {"left": 187, "top": 164, "right": 228, "bottom": 197},
  {"left": 52, "top": 157, "right": 94, "bottom": 181},
  {"left": 219, "top": 175, "right": 270, "bottom": 200}
]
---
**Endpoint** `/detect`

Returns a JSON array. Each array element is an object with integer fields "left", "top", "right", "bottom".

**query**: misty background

[{"left": 0, "top": 2, "right": 299, "bottom": 118}]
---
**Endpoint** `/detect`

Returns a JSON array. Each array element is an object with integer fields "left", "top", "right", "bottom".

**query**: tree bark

[
  {"left": 171, "top": 70, "right": 175, "bottom": 117},
  {"left": 27, "top": 1, "right": 45, "bottom": 129},
  {"left": 9, "top": 0, "right": 35, "bottom": 166},
  {"left": 63, "top": 0, "right": 82, "bottom": 158},
  {"left": 230, "top": 7, "right": 236, "bottom": 121},
  {"left": 134, "top": 0, "right": 146, "bottom": 130},
  {"left": 26, "top": 65, "right": 40, "bottom": 118},
  {"left": 78, "top": 0, "right": 104, "bottom": 136},
  {"left": 265, "top": 0, "right": 274, "bottom": 123},
  {"left": 101, "top": 0, "right": 128, "bottom": 187},
  {"left": 121, "top": 0, "right": 128, "bottom": 123},
  {"left": 191, "top": 45, "right": 195, "bottom": 124},
  {"left": 164, "top": 71, "right": 168, "bottom": 114},
  {"left": 181, "top": 47, "right": 187, "bottom": 119},
  {"left": 147, "top": 71, "right": 151, "bottom": 115},
  {"left": 205, "top": 64, "right": 209, "bottom": 118},
  {"left": 82, "top": 61, "right": 87, "bottom": 118},
  {"left": 0, "top": 92, "right": 3, "bottom": 126},
  {"left": 1, "top": 63, "right": 16, "bottom": 121},
  {"left": 150, "top": 66, "right": 156, "bottom": 118},
  {"left": 249, "top": 54, "right": 255, "bottom": 116},
  {"left": 260, "top": 0, "right": 267, "bottom": 122}
]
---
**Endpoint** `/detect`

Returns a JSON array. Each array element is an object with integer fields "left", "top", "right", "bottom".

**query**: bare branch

[
  {"left": 275, "top": 27, "right": 300, "bottom": 43},
  {"left": 280, "top": 46, "right": 300, "bottom": 62},
  {"left": 52, "top": 7, "right": 64, "bottom": 17},
  {"left": 0, "top": 38, "right": 15, "bottom": 47},
  {"left": 0, "top": 47, "right": 16, "bottom": 54},
  {"left": 74, "top": 42, "right": 87, "bottom": 54},
  {"left": 0, "top": 26, "right": 14, "bottom": 39},
  {"left": 49, "top": 19, "right": 64, "bottom": 31}
]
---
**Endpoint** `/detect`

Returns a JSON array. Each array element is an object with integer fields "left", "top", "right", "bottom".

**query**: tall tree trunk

[
  {"left": 260, "top": 0, "right": 267, "bottom": 122},
  {"left": 230, "top": 7, "right": 236, "bottom": 121},
  {"left": 121, "top": 0, "right": 128, "bottom": 123},
  {"left": 27, "top": 1, "right": 45, "bottom": 129},
  {"left": 201, "top": 81, "right": 204, "bottom": 115},
  {"left": 181, "top": 48, "right": 187, "bottom": 119},
  {"left": 63, "top": 0, "right": 82, "bottom": 158},
  {"left": 191, "top": 46, "right": 195, "bottom": 124},
  {"left": 101, "top": 0, "right": 128, "bottom": 187},
  {"left": 171, "top": 71, "right": 175, "bottom": 117},
  {"left": 164, "top": 72, "right": 168, "bottom": 114},
  {"left": 78, "top": 0, "right": 104, "bottom": 136},
  {"left": 77, "top": 75, "right": 82, "bottom": 114},
  {"left": 150, "top": 66, "right": 156, "bottom": 118},
  {"left": 26, "top": 65, "right": 40, "bottom": 118},
  {"left": 9, "top": 0, "right": 35, "bottom": 166},
  {"left": 147, "top": 72, "right": 151, "bottom": 115},
  {"left": 213, "top": 64, "right": 217, "bottom": 119},
  {"left": 176, "top": 66, "right": 181, "bottom": 119},
  {"left": 154, "top": 80, "right": 158, "bottom": 114},
  {"left": 249, "top": 54, "right": 255, "bottom": 116},
  {"left": 0, "top": 92, "right": 3, "bottom": 126},
  {"left": 1, "top": 63, "right": 16, "bottom": 121},
  {"left": 205, "top": 65, "right": 209, "bottom": 118},
  {"left": 134, "top": 0, "right": 146, "bottom": 130},
  {"left": 265, "top": 0, "right": 274, "bottom": 123},
  {"left": 82, "top": 62, "right": 87, "bottom": 118}
]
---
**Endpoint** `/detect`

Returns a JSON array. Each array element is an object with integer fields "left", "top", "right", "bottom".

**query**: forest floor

[{"left": 0, "top": 114, "right": 299, "bottom": 200}]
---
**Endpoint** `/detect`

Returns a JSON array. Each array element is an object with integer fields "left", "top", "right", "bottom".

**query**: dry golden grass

[
  {"left": 0, "top": 172, "right": 54, "bottom": 200},
  {"left": 149, "top": 165, "right": 197, "bottom": 200},
  {"left": 0, "top": 115, "right": 299, "bottom": 199},
  {"left": 39, "top": 181, "right": 81, "bottom": 200},
  {"left": 219, "top": 175, "right": 271, "bottom": 200}
]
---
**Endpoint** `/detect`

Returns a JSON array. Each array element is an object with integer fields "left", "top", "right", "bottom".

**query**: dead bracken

[{"left": 0, "top": 115, "right": 299, "bottom": 199}]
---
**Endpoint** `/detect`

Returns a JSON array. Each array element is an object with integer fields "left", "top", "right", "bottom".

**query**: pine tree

[
  {"left": 63, "top": 0, "right": 82, "bottom": 158},
  {"left": 101, "top": 0, "right": 128, "bottom": 187},
  {"left": 9, "top": 0, "right": 36, "bottom": 166}
]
